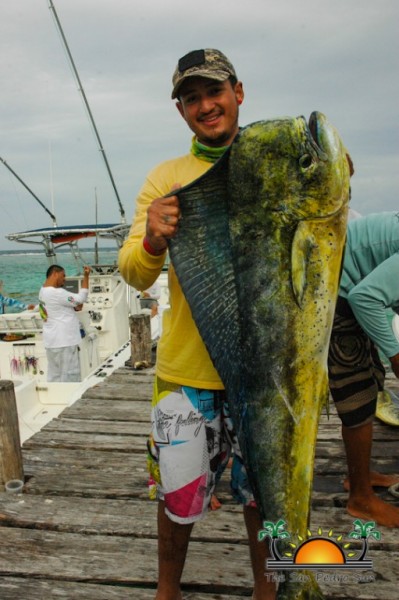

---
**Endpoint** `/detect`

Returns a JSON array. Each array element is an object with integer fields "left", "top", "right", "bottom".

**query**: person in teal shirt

[
  {"left": 0, "top": 280, "right": 35, "bottom": 314},
  {"left": 328, "top": 211, "right": 399, "bottom": 528}
]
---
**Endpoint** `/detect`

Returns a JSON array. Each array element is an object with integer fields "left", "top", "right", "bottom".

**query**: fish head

[
  {"left": 306, "top": 110, "right": 351, "bottom": 215},
  {"left": 229, "top": 111, "right": 350, "bottom": 223}
]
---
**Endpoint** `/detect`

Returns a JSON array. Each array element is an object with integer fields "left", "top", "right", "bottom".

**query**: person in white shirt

[{"left": 39, "top": 264, "right": 91, "bottom": 382}]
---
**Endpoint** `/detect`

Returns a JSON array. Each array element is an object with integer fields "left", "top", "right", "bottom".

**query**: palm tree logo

[
  {"left": 258, "top": 519, "right": 290, "bottom": 561},
  {"left": 258, "top": 519, "right": 379, "bottom": 570},
  {"left": 347, "top": 519, "right": 381, "bottom": 562}
]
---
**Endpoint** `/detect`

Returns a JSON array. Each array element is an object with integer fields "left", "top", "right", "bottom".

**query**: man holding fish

[
  {"left": 119, "top": 49, "right": 276, "bottom": 600},
  {"left": 120, "top": 42, "right": 354, "bottom": 597}
]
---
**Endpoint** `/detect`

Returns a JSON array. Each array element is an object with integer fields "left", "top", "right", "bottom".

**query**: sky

[{"left": 0, "top": 0, "right": 398, "bottom": 250}]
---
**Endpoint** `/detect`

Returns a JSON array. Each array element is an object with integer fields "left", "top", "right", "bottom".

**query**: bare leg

[
  {"left": 342, "top": 422, "right": 399, "bottom": 528},
  {"left": 243, "top": 504, "right": 277, "bottom": 600},
  {"left": 155, "top": 500, "right": 194, "bottom": 600}
]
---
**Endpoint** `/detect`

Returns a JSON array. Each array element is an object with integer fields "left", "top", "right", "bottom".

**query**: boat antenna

[
  {"left": 0, "top": 155, "right": 58, "bottom": 226},
  {"left": 94, "top": 187, "right": 99, "bottom": 264},
  {"left": 47, "top": 0, "right": 126, "bottom": 224}
]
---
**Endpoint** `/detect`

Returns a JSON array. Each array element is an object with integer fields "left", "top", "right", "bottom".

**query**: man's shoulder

[
  {"left": 148, "top": 152, "right": 197, "bottom": 175},
  {"left": 40, "top": 285, "right": 59, "bottom": 293},
  {"left": 146, "top": 152, "right": 211, "bottom": 190},
  {"left": 40, "top": 286, "right": 69, "bottom": 299}
]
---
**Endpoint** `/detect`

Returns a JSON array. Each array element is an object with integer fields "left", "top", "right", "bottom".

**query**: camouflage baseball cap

[{"left": 171, "top": 49, "right": 237, "bottom": 99}]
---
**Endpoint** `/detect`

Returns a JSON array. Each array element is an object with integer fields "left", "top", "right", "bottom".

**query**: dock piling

[
  {"left": 0, "top": 380, "right": 24, "bottom": 488},
  {"left": 129, "top": 314, "right": 152, "bottom": 368}
]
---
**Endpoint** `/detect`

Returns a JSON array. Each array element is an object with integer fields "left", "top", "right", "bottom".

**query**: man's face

[
  {"left": 56, "top": 270, "right": 66, "bottom": 288},
  {"left": 176, "top": 77, "right": 244, "bottom": 147}
]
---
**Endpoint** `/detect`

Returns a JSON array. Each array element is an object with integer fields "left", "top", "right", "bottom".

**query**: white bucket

[{"left": 5, "top": 479, "right": 24, "bottom": 494}]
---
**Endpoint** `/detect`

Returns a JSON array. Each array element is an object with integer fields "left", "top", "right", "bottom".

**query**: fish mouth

[
  {"left": 307, "top": 110, "right": 342, "bottom": 163},
  {"left": 308, "top": 111, "right": 319, "bottom": 144}
]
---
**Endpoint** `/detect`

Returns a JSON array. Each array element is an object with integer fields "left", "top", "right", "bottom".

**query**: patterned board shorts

[
  {"left": 328, "top": 297, "right": 385, "bottom": 428},
  {"left": 147, "top": 376, "right": 255, "bottom": 524}
]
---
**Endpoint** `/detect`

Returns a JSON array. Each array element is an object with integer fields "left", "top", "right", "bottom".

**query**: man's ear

[{"left": 235, "top": 81, "right": 244, "bottom": 106}]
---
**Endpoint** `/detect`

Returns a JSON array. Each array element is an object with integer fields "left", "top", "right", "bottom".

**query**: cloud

[{"left": 0, "top": 0, "right": 398, "bottom": 249}]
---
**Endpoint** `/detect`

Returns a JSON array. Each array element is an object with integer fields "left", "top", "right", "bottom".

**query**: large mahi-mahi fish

[{"left": 168, "top": 111, "right": 350, "bottom": 598}]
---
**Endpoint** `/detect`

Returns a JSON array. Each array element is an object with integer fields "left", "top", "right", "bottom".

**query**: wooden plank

[
  {"left": 61, "top": 398, "right": 150, "bottom": 421},
  {"left": 317, "top": 421, "right": 399, "bottom": 443},
  {"left": 20, "top": 443, "right": 396, "bottom": 506},
  {"left": 22, "top": 459, "right": 149, "bottom": 499},
  {"left": 22, "top": 470, "right": 233, "bottom": 503},
  {"left": 23, "top": 474, "right": 147, "bottom": 499},
  {"left": 0, "top": 528, "right": 254, "bottom": 593},
  {"left": 0, "top": 529, "right": 397, "bottom": 599},
  {"left": 1, "top": 495, "right": 397, "bottom": 549},
  {"left": 314, "top": 455, "right": 398, "bottom": 474},
  {"left": 107, "top": 368, "right": 156, "bottom": 382},
  {"left": 22, "top": 446, "right": 146, "bottom": 468},
  {"left": 0, "top": 578, "right": 247, "bottom": 600},
  {"left": 315, "top": 441, "right": 399, "bottom": 461},
  {"left": 20, "top": 443, "right": 396, "bottom": 505},
  {"left": 0, "top": 494, "right": 243, "bottom": 539},
  {"left": 41, "top": 417, "right": 149, "bottom": 435},
  {"left": 23, "top": 430, "right": 147, "bottom": 452},
  {"left": 21, "top": 446, "right": 149, "bottom": 497},
  {"left": 82, "top": 381, "right": 153, "bottom": 400},
  {"left": 0, "top": 577, "right": 397, "bottom": 600},
  {"left": 316, "top": 426, "right": 399, "bottom": 447}
]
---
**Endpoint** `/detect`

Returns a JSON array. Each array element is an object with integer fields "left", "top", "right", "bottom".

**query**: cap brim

[{"left": 171, "top": 71, "right": 229, "bottom": 99}]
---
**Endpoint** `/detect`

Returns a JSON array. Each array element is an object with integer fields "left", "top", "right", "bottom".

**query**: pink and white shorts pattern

[{"left": 147, "top": 377, "right": 254, "bottom": 524}]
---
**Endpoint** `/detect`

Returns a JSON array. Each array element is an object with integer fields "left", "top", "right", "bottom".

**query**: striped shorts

[
  {"left": 328, "top": 297, "right": 385, "bottom": 428},
  {"left": 146, "top": 377, "right": 255, "bottom": 524}
]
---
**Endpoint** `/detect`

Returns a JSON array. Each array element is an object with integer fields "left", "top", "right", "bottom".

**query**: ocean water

[{"left": 0, "top": 249, "right": 118, "bottom": 307}]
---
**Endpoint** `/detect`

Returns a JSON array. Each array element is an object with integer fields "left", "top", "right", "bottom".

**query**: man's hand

[
  {"left": 145, "top": 186, "right": 181, "bottom": 252},
  {"left": 81, "top": 266, "right": 91, "bottom": 290},
  {"left": 389, "top": 353, "right": 399, "bottom": 378}
]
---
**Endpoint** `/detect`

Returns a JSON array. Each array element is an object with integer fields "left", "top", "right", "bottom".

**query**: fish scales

[{"left": 168, "top": 112, "right": 350, "bottom": 599}]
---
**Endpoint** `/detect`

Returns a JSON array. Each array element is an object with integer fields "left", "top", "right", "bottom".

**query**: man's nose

[{"left": 199, "top": 95, "right": 216, "bottom": 113}]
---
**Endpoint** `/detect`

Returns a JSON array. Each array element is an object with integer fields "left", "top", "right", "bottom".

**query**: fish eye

[{"left": 299, "top": 154, "right": 313, "bottom": 169}]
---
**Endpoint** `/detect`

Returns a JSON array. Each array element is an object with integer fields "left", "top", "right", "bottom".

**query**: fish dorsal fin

[{"left": 168, "top": 152, "right": 241, "bottom": 388}]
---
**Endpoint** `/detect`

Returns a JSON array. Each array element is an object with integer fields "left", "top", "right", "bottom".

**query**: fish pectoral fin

[{"left": 291, "top": 221, "right": 316, "bottom": 308}]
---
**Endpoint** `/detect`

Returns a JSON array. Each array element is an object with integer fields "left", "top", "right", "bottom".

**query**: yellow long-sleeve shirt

[{"left": 118, "top": 152, "right": 224, "bottom": 389}]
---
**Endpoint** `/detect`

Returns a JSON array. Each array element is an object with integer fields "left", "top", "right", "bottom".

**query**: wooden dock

[{"left": 0, "top": 366, "right": 398, "bottom": 599}]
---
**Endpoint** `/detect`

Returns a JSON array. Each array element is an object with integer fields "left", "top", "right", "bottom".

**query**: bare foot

[
  {"left": 343, "top": 471, "right": 399, "bottom": 491},
  {"left": 210, "top": 494, "right": 222, "bottom": 511},
  {"left": 347, "top": 493, "right": 399, "bottom": 528}
]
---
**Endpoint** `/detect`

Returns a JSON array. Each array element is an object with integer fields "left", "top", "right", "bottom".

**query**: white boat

[
  {"left": 0, "top": 2, "right": 173, "bottom": 444},
  {"left": 0, "top": 224, "right": 168, "bottom": 443}
]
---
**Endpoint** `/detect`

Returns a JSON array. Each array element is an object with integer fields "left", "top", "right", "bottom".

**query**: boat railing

[{"left": 0, "top": 312, "right": 43, "bottom": 335}]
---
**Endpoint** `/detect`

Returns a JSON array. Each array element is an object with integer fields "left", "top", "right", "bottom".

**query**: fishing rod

[
  {"left": 47, "top": 0, "right": 126, "bottom": 224},
  {"left": 0, "top": 155, "right": 58, "bottom": 227}
]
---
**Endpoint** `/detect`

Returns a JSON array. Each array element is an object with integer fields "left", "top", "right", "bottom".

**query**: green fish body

[{"left": 169, "top": 112, "right": 350, "bottom": 599}]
